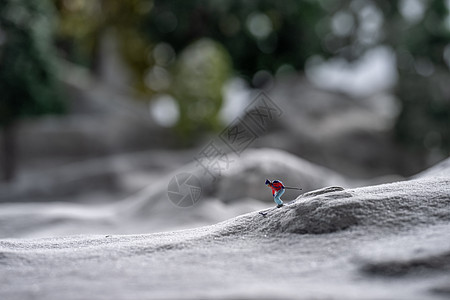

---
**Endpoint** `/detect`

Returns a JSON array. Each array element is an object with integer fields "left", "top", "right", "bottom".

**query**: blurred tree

[
  {"left": 52, "top": 0, "right": 152, "bottom": 90},
  {"left": 0, "top": 0, "right": 64, "bottom": 181},
  {"left": 143, "top": 0, "right": 327, "bottom": 80},
  {"left": 309, "top": 0, "right": 449, "bottom": 161},
  {"left": 389, "top": 0, "right": 450, "bottom": 159},
  {"left": 173, "top": 38, "right": 232, "bottom": 142},
  {"left": 52, "top": 0, "right": 449, "bottom": 159},
  {"left": 137, "top": 0, "right": 331, "bottom": 142},
  {"left": 55, "top": 0, "right": 330, "bottom": 142},
  {"left": 52, "top": 0, "right": 330, "bottom": 143}
]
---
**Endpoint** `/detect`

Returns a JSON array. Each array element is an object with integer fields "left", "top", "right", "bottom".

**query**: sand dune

[
  {"left": 0, "top": 156, "right": 448, "bottom": 299},
  {"left": 0, "top": 148, "right": 349, "bottom": 238}
]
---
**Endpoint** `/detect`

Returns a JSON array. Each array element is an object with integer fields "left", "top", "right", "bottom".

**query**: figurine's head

[{"left": 265, "top": 179, "right": 270, "bottom": 185}]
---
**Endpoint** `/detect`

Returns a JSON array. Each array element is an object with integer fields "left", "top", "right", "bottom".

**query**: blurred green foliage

[
  {"left": 0, "top": 0, "right": 64, "bottom": 126},
  {"left": 388, "top": 0, "right": 450, "bottom": 156},
  {"left": 52, "top": 0, "right": 331, "bottom": 142},
  {"left": 0, "top": 0, "right": 65, "bottom": 180},
  {"left": 2, "top": 0, "right": 448, "bottom": 157},
  {"left": 173, "top": 39, "right": 232, "bottom": 141},
  {"left": 53, "top": 0, "right": 152, "bottom": 88},
  {"left": 143, "top": 0, "right": 327, "bottom": 78}
]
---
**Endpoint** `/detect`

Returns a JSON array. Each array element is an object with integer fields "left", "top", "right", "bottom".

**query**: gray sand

[{"left": 1, "top": 161, "right": 449, "bottom": 299}]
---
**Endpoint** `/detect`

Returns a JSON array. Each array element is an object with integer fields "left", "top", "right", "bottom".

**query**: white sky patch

[
  {"left": 305, "top": 46, "right": 398, "bottom": 98},
  {"left": 246, "top": 12, "right": 273, "bottom": 39},
  {"left": 220, "top": 78, "right": 251, "bottom": 123},
  {"left": 357, "top": 4, "right": 384, "bottom": 45},
  {"left": 331, "top": 10, "right": 355, "bottom": 37},
  {"left": 444, "top": 44, "right": 450, "bottom": 69},
  {"left": 149, "top": 94, "right": 179, "bottom": 127},
  {"left": 399, "top": 0, "right": 426, "bottom": 23},
  {"left": 446, "top": 0, "right": 450, "bottom": 31}
]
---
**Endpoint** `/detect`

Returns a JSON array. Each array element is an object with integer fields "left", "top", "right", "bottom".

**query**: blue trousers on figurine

[{"left": 274, "top": 189, "right": 285, "bottom": 205}]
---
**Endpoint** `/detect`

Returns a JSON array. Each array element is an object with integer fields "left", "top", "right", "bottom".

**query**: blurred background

[{"left": 0, "top": 0, "right": 449, "bottom": 235}]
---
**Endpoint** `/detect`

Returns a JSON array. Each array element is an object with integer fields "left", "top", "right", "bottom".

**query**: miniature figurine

[{"left": 265, "top": 179, "right": 285, "bottom": 208}]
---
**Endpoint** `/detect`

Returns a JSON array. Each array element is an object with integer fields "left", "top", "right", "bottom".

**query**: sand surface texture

[{"left": 1, "top": 157, "right": 449, "bottom": 299}]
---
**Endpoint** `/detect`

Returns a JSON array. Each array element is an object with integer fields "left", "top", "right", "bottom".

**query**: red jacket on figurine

[{"left": 268, "top": 180, "right": 284, "bottom": 195}]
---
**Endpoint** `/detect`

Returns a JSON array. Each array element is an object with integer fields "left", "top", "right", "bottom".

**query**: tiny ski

[
  {"left": 259, "top": 199, "right": 296, "bottom": 217},
  {"left": 261, "top": 179, "right": 302, "bottom": 217}
]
